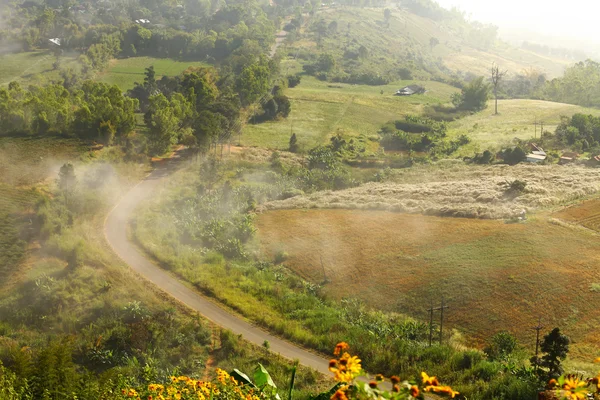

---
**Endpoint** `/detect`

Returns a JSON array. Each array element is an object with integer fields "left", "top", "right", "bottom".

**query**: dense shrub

[
  {"left": 452, "top": 76, "right": 490, "bottom": 111},
  {"left": 287, "top": 75, "right": 301, "bottom": 88}
]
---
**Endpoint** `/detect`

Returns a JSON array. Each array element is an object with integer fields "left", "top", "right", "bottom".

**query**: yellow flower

[
  {"left": 330, "top": 387, "right": 348, "bottom": 400},
  {"left": 562, "top": 376, "right": 589, "bottom": 399},
  {"left": 425, "top": 385, "right": 459, "bottom": 398},
  {"left": 595, "top": 357, "right": 600, "bottom": 363},
  {"left": 409, "top": 385, "right": 419, "bottom": 398},
  {"left": 421, "top": 372, "right": 440, "bottom": 387},
  {"left": 333, "top": 342, "right": 349, "bottom": 356},
  {"left": 329, "top": 353, "right": 362, "bottom": 383}
]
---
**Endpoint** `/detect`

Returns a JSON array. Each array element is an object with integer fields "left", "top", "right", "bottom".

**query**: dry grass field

[
  {"left": 256, "top": 208, "right": 600, "bottom": 357},
  {"left": 259, "top": 163, "right": 600, "bottom": 219}
]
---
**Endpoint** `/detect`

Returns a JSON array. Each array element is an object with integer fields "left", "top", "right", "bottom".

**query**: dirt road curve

[{"left": 104, "top": 150, "right": 330, "bottom": 375}]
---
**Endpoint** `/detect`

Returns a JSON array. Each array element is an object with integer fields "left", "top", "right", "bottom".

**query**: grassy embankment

[
  {"left": 447, "top": 99, "right": 600, "bottom": 155},
  {"left": 0, "top": 137, "right": 323, "bottom": 396},
  {"left": 310, "top": 7, "right": 571, "bottom": 78}
]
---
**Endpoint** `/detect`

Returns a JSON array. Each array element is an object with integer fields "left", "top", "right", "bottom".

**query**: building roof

[
  {"left": 526, "top": 154, "right": 546, "bottom": 162},
  {"left": 48, "top": 38, "right": 61, "bottom": 46},
  {"left": 395, "top": 85, "right": 425, "bottom": 96}
]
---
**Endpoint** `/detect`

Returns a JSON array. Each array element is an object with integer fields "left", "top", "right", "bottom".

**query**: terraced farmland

[{"left": 554, "top": 198, "right": 600, "bottom": 231}]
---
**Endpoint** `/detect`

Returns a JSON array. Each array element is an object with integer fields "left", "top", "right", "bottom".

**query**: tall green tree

[
  {"left": 236, "top": 59, "right": 271, "bottom": 106},
  {"left": 57, "top": 163, "right": 77, "bottom": 205},
  {"left": 452, "top": 76, "right": 490, "bottom": 111},
  {"left": 532, "top": 327, "right": 569, "bottom": 380},
  {"left": 145, "top": 94, "right": 181, "bottom": 155}
]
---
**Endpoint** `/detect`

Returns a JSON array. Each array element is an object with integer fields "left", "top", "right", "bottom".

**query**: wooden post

[
  {"left": 532, "top": 318, "right": 544, "bottom": 374},
  {"left": 428, "top": 303, "right": 434, "bottom": 347},
  {"left": 439, "top": 297, "right": 447, "bottom": 345}
]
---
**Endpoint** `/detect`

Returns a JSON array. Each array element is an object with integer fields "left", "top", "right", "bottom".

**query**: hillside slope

[{"left": 298, "top": 7, "right": 574, "bottom": 80}]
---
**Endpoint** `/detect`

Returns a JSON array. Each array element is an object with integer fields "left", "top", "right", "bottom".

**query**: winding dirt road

[{"left": 104, "top": 150, "right": 330, "bottom": 375}]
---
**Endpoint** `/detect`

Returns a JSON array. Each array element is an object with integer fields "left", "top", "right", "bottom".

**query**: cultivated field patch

[
  {"left": 0, "top": 51, "right": 80, "bottom": 86},
  {"left": 256, "top": 208, "right": 600, "bottom": 355},
  {"left": 259, "top": 163, "right": 600, "bottom": 219},
  {"left": 99, "top": 57, "right": 208, "bottom": 91},
  {"left": 554, "top": 198, "right": 600, "bottom": 231}
]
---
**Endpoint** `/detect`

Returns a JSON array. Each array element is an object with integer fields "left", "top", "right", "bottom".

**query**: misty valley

[{"left": 1, "top": 0, "right": 600, "bottom": 399}]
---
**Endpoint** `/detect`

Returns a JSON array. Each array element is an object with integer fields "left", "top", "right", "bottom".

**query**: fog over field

[{"left": 436, "top": 0, "right": 600, "bottom": 52}]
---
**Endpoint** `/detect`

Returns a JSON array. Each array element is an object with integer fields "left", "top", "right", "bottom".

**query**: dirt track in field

[{"left": 104, "top": 149, "right": 330, "bottom": 375}]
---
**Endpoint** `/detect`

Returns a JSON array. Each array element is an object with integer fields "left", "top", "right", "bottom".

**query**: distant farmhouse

[
  {"left": 525, "top": 143, "right": 546, "bottom": 163},
  {"left": 395, "top": 85, "right": 425, "bottom": 96}
]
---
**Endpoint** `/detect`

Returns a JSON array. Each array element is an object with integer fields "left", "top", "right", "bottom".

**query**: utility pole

[
  {"left": 426, "top": 298, "right": 449, "bottom": 347},
  {"left": 540, "top": 121, "right": 544, "bottom": 137},
  {"left": 427, "top": 302, "right": 435, "bottom": 347},
  {"left": 439, "top": 296, "right": 449, "bottom": 345},
  {"left": 534, "top": 117, "right": 537, "bottom": 139},
  {"left": 531, "top": 318, "right": 544, "bottom": 374}
]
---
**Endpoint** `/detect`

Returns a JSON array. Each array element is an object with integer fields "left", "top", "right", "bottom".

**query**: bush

[
  {"left": 274, "top": 250, "right": 288, "bottom": 264},
  {"left": 451, "top": 350, "right": 483, "bottom": 371},
  {"left": 453, "top": 76, "right": 490, "bottom": 111},
  {"left": 484, "top": 331, "right": 517, "bottom": 361},
  {"left": 500, "top": 146, "right": 527, "bottom": 165},
  {"left": 472, "top": 150, "right": 494, "bottom": 164},
  {"left": 394, "top": 120, "right": 433, "bottom": 133},
  {"left": 287, "top": 75, "right": 301, "bottom": 88}
]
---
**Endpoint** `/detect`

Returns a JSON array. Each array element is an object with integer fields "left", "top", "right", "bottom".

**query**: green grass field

[
  {"left": 99, "top": 57, "right": 208, "bottom": 91},
  {"left": 0, "top": 136, "right": 89, "bottom": 186},
  {"left": 241, "top": 74, "right": 458, "bottom": 151},
  {"left": 447, "top": 99, "right": 600, "bottom": 154},
  {"left": 0, "top": 184, "right": 41, "bottom": 284},
  {"left": 0, "top": 50, "right": 80, "bottom": 87}
]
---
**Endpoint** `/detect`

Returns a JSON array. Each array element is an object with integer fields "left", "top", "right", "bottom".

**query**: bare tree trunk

[{"left": 494, "top": 87, "right": 498, "bottom": 115}]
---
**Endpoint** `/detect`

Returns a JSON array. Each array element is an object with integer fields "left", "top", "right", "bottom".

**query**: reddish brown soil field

[{"left": 257, "top": 209, "right": 600, "bottom": 354}]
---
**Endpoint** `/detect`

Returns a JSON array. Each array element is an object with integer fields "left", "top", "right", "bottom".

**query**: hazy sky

[{"left": 435, "top": 0, "right": 600, "bottom": 44}]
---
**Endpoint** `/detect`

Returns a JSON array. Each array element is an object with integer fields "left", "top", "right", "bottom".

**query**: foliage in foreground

[{"left": 114, "top": 344, "right": 459, "bottom": 400}]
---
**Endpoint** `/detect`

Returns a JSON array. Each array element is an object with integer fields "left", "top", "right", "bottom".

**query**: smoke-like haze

[{"left": 435, "top": 0, "right": 600, "bottom": 52}]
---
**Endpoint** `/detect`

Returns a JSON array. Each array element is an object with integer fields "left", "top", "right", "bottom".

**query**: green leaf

[
  {"left": 308, "top": 382, "right": 344, "bottom": 400},
  {"left": 254, "top": 363, "right": 280, "bottom": 400},
  {"left": 231, "top": 369, "right": 255, "bottom": 388},
  {"left": 254, "top": 363, "right": 277, "bottom": 389}
]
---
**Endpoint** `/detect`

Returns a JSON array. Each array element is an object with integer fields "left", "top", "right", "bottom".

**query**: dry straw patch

[
  {"left": 234, "top": 146, "right": 305, "bottom": 167},
  {"left": 259, "top": 163, "right": 600, "bottom": 219}
]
